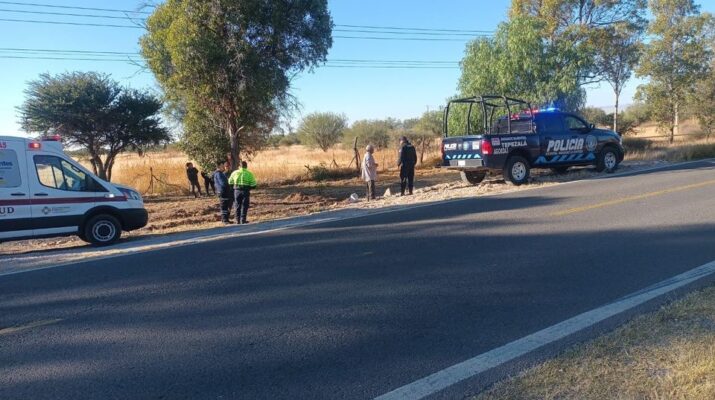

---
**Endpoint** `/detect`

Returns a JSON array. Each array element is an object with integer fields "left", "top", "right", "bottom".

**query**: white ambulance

[{"left": 0, "top": 135, "right": 148, "bottom": 246}]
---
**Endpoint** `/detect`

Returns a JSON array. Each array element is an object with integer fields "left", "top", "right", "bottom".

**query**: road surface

[{"left": 2, "top": 161, "right": 715, "bottom": 399}]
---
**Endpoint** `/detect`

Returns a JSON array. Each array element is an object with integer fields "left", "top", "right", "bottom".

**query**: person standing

[
  {"left": 185, "top": 162, "right": 202, "bottom": 197},
  {"left": 228, "top": 161, "right": 257, "bottom": 224},
  {"left": 201, "top": 170, "right": 216, "bottom": 196},
  {"left": 362, "top": 144, "right": 378, "bottom": 201},
  {"left": 397, "top": 136, "right": 417, "bottom": 195},
  {"left": 212, "top": 161, "right": 233, "bottom": 224}
]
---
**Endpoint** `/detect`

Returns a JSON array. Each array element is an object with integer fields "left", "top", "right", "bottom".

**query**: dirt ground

[{"left": 0, "top": 161, "right": 664, "bottom": 256}]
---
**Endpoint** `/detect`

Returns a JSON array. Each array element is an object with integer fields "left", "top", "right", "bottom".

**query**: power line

[
  {"left": 0, "top": 47, "right": 463, "bottom": 64},
  {"left": 0, "top": 54, "right": 461, "bottom": 68},
  {"left": 0, "top": 17, "right": 141, "bottom": 28},
  {"left": 0, "top": 2, "right": 493, "bottom": 36},
  {"left": 335, "top": 24, "right": 492, "bottom": 34},
  {"left": 0, "top": 1, "right": 151, "bottom": 14},
  {"left": 0, "top": 8, "right": 145, "bottom": 20}
]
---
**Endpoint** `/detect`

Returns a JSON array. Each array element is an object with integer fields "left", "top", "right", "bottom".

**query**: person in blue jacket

[{"left": 213, "top": 161, "right": 233, "bottom": 224}]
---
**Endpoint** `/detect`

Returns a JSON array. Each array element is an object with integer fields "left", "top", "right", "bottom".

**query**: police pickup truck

[{"left": 441, "top": 95, "right": 624, "bottom": 185}]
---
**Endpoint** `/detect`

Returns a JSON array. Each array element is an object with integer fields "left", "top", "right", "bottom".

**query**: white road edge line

[
  {"left": 374, "top": 258, "right": 715, "bottom": 400},
  {"left": 2, "top": 158, "right": 713, "bottom": 278}
]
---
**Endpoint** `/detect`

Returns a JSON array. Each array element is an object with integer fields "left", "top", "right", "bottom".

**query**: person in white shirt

[{"left": 362, "top": 144, "right": 378, "bottom": 201}]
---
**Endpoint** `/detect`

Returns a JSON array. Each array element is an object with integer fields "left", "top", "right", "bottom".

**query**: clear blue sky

[{"left": 1, "top": 0, "right": 714, "bottom": 137}]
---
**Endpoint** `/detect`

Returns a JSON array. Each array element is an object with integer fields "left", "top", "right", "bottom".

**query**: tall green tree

[
  {"left": 297, "top": 112, "right": 347, "bottom": 152},
  {"left": 591, "top": 25, "right": 644, "bottom": 133},
  {"left": 141, "top": 0, "right": 332, "bottom": 169},
  {"left": 19, "top": 72, "right": 169, "bottom": 181},
  {"left": 691, "top": 61, "right": 715, "bottom": 141},
  {"left": 510, "top": 0, "right": 647, "bottom": 117},
  {"left": 636, "top": 0, "right": 713, "bottom": 142},
  {"left": 459, "top": 16, "right": 586, "bottom": 111}
]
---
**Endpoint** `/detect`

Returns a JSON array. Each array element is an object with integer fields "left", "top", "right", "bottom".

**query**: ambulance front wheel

[{"left": 83, "top": 214, "right": 122, "bottom": 246}]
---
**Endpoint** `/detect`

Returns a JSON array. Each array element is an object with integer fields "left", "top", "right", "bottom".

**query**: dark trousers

[
  {"left": 234, "top": 189, "right": 251, "bottom": 223},
  {"left": 204, "top": 180, "right": 215, "bottom": 195},
  {"left": 189, "top": 179, "right": 202, "bottom": 197},
  {"left": 219, "top": 191, "right": 234, "bottom": 222},
  {"left": 366, "top": 180, "right": 376, "bottom": 200},
  {"left": 400, "top": 166, "right": 415, "bottom": 195}
]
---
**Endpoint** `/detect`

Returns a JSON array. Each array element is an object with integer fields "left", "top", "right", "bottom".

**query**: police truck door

[{"left": 0, "top": 138, "right": 33, "bottom": 240}]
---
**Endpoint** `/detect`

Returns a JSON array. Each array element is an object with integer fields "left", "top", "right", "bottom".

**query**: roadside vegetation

[{"left": 475, "top": 286, "right": 715, "bottom": 400}]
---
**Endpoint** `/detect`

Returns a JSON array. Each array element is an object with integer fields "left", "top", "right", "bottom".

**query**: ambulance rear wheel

[
  {"left": 505, "top": 156, "right": 530, "bottom": 186},
  {"left": 83, "top": 214, "right": 122, "bottom": 246},
  {"left": 460, "top": 171, "right": 487, "bottom": 185}
]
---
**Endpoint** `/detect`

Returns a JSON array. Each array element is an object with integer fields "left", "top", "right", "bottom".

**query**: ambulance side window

[
  {"left": 34, "top": 155, "right": 104, "bottom": 192},
  {"left": 0, "top": 149, "right": 22, "bottom": 188}
]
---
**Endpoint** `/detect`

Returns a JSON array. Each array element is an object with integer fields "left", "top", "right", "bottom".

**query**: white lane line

[
  {"left": 0, "top": 318, "right": 63, "bottom": 336},
  {"left": 375, "top": 258, "right": 715, "bottom": 400}
]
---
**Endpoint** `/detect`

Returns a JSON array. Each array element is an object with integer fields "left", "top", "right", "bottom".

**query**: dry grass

[
  {"left": 93, "top": 145, "right": 438, "bottom": 196},
  {"left": 474, "top": 286, "right": 715, "bottom": 400}
]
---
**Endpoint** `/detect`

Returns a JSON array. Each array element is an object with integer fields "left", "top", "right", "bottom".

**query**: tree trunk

[
  {"left": 613, "top": 93, "right": 619, "bottom": 134},
  {"left": 105, "top": 153, "right": 118, "bottom": 182},
  {"left": 672, "top": 101, "right": 679, "bottom": 144},
  {"left": 420, "top": 140, "right": 426, "bottom": 164},
  {"left": 227, "top": 119, "right": 240, "bottom": 170},
  {"left": 92, "top": 153, "right": 107, "bottom": 181}
]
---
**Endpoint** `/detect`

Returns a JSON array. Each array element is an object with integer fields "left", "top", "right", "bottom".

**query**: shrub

[{"left": 305, "top": 163, "right": 356, "bottom": 182}]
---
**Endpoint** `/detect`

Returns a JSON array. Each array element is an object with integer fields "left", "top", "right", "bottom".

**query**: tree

[
  {"left": 591, "top": 25, "right": 643, "bottom": 133},
  {"left": 19, "top": 72, "right": 169, "bottom": 181},
  {"left": 412, "top": 110, "right": 444, "bottom": 164},
  {"left": 510, "top": 0, "right": 647, "bottom": 116},
  {"left": 297, "top": 112, "right": 347, "bottom": 152},
  {"left": 179, "top": 104, "right": 232, "bottom": 171},
  {"left": 636, "top": 0, "right": 713, "bottom": 142},
  {"left": 141, "top": 0, "right": 332, "bottom": 169},
  {"left": 579, "top": 107, "right": 609, "bottom": 126},
  {"left": 691, "top": 61, "right": 715, "bottom": 141},
  {"left": 343, "top": 120, "right": 392, "bottom": 150},
  {"left": 459, "top": 16, "right": 586, "bottom": 111}
]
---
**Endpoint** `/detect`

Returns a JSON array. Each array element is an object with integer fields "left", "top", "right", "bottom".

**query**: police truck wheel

[
  {"left": 596, "top": 147, "right": 620, "bottom": 173},
  {"left": 460, "top": 171, "right": 487, "bottom": 185},
  {"left": 505, "top": 156, "right": 530, "bottom": 186},
  {"left": 83, "top": 214, "right": 122, "bottom": 246}
]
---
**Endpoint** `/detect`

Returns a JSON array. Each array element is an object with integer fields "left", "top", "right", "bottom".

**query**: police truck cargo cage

[
  {"left": 441, "top": 95, "right": 624, "bottom": 185},
  {"left": 0, "top": 135, "right": 148, "bottom": 246}
]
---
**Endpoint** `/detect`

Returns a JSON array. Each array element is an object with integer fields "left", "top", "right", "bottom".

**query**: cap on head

[
  {"left": 241, "top": 161, "right": 248, "bottom": 168},
  {"left": 400, "top": 136, "right": 409, "bottom": 143}
]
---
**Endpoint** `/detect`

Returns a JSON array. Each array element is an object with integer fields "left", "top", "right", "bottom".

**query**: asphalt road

[{"left": 2, "top": 161, "right": 715, "bottom": 400}]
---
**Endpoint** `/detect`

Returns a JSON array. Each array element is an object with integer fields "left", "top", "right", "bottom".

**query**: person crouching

[
  {"left": 228, "top": 161, "right": 257, "bottom": 224},
  {"left": 362, "top": 144, "right": 378, "bottom": 201}
]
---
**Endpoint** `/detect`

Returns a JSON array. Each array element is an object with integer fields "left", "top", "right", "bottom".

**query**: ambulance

[{"left": 0, "top": 135, "right": 148, "bottom": 246}]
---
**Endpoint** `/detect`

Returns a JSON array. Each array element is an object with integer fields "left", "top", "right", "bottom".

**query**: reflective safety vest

[{"left": 228, "top": 168, "right": 257, "bottom": 189}]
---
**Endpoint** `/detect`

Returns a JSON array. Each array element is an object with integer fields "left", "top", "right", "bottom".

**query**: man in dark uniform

[
  {"left": 201, "top": 170, "right": 216, "bottom": 196},
  {"left": 185, "top": 162, "right": 202, "bottom": 197},
  {"left": 212, "top": 161, "right": 232, "bottom": 224},
  {"left": 397, "top": 136, "right": 417, "bottom": 195}
]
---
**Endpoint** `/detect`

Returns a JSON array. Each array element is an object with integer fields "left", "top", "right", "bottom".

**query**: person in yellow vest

[{"left": 227, "top": 161, "right": 257, "bottom": 224}]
